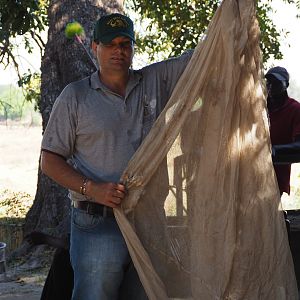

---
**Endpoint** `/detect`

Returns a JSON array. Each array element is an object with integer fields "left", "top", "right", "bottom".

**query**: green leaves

[
  {"left": 18, "top": 71, "right": 41, "bottom": 110},
  {"left": 0, "top": 0, "right": 46, "bottom": 114},
  {"left": 127, "top": 0, "right": 299, "bottom": 63},
  {"left": 127, "top": 0, "right": 219, "bottom": 60},
  {"left": 0, "top": 0, "right": 48, "bottom": 68},
  {"left": 0, "top": 0, "right": 46, "bottom": 38}
]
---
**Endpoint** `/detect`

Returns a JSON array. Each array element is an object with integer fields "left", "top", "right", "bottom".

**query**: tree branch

[{"left": 29, "top": 30, "right": 46, "bottom": 57}]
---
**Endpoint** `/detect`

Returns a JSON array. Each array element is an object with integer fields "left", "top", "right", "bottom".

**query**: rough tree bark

[{"left": 24, "top": 0, "right": 123, "bottom": 238}]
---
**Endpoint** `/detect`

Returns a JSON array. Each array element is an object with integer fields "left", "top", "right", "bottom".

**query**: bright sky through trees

[{"left": 266, "top": 0, "right": 300, "bottom": 98}]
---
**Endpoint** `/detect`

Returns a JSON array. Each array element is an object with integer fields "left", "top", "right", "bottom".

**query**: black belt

[{"left": 73, "top": 201, "right": 114, "bottom": 218}]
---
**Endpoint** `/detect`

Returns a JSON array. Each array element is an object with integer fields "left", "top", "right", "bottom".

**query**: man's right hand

[
  {"left": 86, "top": 181, "right": 127, "bottom": 208},
  {"left": 41, "top": 151, "right": 127, "bottom": 208}
]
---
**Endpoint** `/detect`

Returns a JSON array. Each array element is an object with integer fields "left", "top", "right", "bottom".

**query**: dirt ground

[{"left": 0, "top": 268, "right": 46, "bottom": 299}]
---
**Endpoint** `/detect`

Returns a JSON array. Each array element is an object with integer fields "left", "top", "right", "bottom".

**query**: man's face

[
  {"left": 266, "top": 75, "right": 287, "bottom": 98},
  {"left": 92, "top": 36, "right": 134, "bottom": 74}
]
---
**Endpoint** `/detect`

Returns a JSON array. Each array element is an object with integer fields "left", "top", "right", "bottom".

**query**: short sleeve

[
  {"left": 160, "top": 50, "right": 193, "bottom": 98},
  {"left": 41, "top": 84, "right": 78, "bottom": 158}
]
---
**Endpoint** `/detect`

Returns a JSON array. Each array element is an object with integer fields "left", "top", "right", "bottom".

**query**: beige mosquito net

[{"left": 114, "top": 0, "right": 298, "bottom": 298}]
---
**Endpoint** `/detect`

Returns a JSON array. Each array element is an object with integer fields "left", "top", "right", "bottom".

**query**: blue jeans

[{"left": 70, "top": 207, "right": 147, "bottom": 300}]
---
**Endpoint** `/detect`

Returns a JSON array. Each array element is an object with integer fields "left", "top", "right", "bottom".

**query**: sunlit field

[{"left": 0, "top": 122, "right": 42, "bottom": 197}]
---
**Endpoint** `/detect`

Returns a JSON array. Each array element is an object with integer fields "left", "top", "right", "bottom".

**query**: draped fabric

[{"left": 114, "top": 0, "right": 298, "bottom": 298}]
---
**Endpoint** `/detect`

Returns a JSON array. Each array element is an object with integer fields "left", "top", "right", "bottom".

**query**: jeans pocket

[{"left": 72, "top": 207, "right": 102, "bottom": 231}]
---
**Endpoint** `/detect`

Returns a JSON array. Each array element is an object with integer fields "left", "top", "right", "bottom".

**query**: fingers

[
  {"left": 115, "top": 183, "right": 126, "bottom": 193},
  {"left": 108, "top": 183, "right": 126, "bottom": 206},
  {"left": 112, "top": 187, "right": 126, "bottom": 198},
  {"left": 103, "top": 183, "right": 125, "bottom": 197},
  {"left": 92, "top": 182, "right": 127, "bottom": 207}
]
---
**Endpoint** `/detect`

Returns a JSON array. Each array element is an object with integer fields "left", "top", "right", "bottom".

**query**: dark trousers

[{"left": 41, "top": 248, "right": 73, "bottom": 300}]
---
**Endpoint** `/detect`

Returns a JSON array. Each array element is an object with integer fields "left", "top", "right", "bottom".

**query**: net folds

[{"left": 114, "top": 0, "right": 298, "bottom": 299}]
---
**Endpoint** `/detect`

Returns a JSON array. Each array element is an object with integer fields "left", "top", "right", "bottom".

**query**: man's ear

[{"left": 91, "top": 41, "right": 98, "bottom": 55}]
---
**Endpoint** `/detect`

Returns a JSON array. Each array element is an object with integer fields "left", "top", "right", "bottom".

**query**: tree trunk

[{"left": 24, "top": 0, "right": 123, "bottom": 237}]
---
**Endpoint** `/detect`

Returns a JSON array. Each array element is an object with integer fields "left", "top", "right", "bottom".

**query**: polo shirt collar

[
  {"left": 90, "top": 70, "right": 142, "bottom": 97},
  {"left": 90, "top": 70, "right": 102, "bottom": 90}
]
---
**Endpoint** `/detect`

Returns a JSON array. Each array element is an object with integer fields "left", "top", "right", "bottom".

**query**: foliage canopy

[
  {"left": 0, "top": 0, "right": 48, "bottom": 77},
  {"left": 126, "top": 0, "right": 300, "bottom": 62},
  {"left": 0, "top": 0, "right": 47, "bottom": 116},
  {"left": 1, "top": 0, "right": 300, "bottom": 69}
]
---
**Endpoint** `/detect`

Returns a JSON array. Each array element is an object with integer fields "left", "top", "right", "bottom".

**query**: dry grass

[{"left": 0, "top": 190, "right": 33, "bottom": 220}]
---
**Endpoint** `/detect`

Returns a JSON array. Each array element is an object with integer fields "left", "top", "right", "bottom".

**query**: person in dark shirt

[
  {"left": 266, "top": 66, "right": 300, "bottom": 241},
  {"left": 265, "top": 66, "right": 300, "bottom": 195}
]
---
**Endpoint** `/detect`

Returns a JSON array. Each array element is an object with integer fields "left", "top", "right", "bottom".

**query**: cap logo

[{"left": 107, "top": 17, "right": 128, "bottom": 28}]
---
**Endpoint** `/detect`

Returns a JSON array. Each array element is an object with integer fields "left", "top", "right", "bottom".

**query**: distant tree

[{"left": 0, "top": 87, "right": 23, "bottom": 120}]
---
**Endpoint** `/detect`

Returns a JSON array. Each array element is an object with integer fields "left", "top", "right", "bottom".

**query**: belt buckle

[
  {"left": 86, "top": 202, "right": 92, "bottom": 215},
  {"left": 86, "top": 202, "right": 108, "bottom": 217}
]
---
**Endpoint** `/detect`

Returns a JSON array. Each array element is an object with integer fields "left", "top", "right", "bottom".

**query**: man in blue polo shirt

[{"left": 41, "top": 13, "right": 192, "bottom": 300}]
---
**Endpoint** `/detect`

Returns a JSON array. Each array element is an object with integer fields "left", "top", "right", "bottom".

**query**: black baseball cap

[
  {"left": 93, "top": 13, "right": 135, "bottom": 44},
  {"left": 265, "top": 66, "right": 289, "bottom": 83}
]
